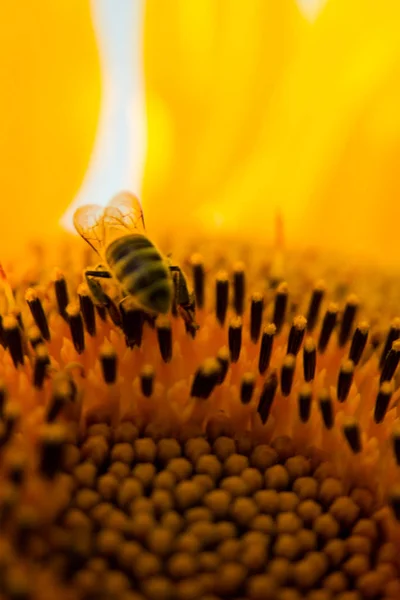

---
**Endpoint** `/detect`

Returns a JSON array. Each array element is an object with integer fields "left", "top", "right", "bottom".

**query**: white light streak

[{"left": 61, "top": 0, "right": 146, "bottom": 233}]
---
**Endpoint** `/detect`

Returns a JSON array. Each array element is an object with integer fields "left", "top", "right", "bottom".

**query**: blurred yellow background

[
  {"left": 1, "top": 0, "right": 400, "bottom": 269},
  {"left": 0, "top": 1, "right": 101, "bottom": 252},
  {"left": 143, "top": 0, "right": 400, "bottom": 268}
]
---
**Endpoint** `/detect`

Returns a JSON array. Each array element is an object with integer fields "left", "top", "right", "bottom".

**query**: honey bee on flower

[{"left": 73, "top": 191, "right": 199, "bottom": 336}]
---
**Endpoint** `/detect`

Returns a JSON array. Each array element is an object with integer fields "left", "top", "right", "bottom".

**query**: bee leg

[
  {"left": 85, "top": 268, "right": 112, "bottom": 278},
  {"left": 178, "top": 302, "right": 199, "bottom": 338},
  {"left": 169, "top": 264, "right": 184, "bottom": 318},
  {"left": 170, "top": 271, "right": 179, "bottom": 317},
  {"left": 103, "top": 296, "right": 122, "bottom": 327},
  {"left": 84, "top": 269, "right": 122, "bottom": 327},
  {"left": 168, "top": 265, "right": 199, "bottom": 337},
  {"left": 169, "top": 265, "right": 190, "bottom": 306},
  {"left": 84, "top": 270, "right": 111, "bottom": 305}
]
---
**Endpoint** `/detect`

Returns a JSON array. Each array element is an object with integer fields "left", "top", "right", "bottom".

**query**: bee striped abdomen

[{"left": 106, "top": 235, "right": 172, "bottom": 314}]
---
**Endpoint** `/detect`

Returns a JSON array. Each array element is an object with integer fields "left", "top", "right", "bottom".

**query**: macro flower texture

[{"left": 2, "top": 0, "right": 400, "bottom": 599}]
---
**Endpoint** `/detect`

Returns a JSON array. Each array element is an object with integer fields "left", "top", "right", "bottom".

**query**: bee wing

[
  {"left": 104, "top": 191, "right": 146, "bottom": 234},
  {"left": 73, "top": 204, "right": 106, "bottom": 255}
]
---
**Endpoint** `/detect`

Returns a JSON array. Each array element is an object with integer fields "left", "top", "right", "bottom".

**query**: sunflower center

[{"left": 2, "top": 419, "right": 399, "bottom": 600}]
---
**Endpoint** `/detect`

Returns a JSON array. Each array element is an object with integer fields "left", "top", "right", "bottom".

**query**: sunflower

[{"left": 1, "top": 1, "right": 400, "bottom": 599}]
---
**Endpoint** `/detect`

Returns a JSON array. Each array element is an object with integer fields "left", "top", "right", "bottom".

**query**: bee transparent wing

[
  {"left": 73, "top": 204, "right": 106, "bottom": 255},
  {"left": 104, "top": 191, "right": 146, "bottom": 234}
]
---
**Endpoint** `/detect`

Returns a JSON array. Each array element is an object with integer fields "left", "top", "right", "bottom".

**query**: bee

[{"left": 73, "top": 191, "right": 199, "bottom": 336}]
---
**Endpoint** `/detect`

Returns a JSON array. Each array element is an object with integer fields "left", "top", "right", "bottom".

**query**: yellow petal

[
  {"left": 142, "top": 0, "right": 308, "bottom": 238},
  {"left": 0, "top": 1, "right": 101, "bottom": 255}
]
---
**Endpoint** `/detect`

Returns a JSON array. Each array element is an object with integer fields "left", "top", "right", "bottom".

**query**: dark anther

[
  {"left": 120, "top": 299, "right": 143, "bottom": 348},
  {"left": 380, "top": 340, "right": 400, "bottom": 384},
  {"left": 392, "top": 427, "right": 400, "bottom": 466},
  {"left": 306, "top": 280, "right": 325, "bottom": 332},
  {"left": 3, "top": 316, "right": 24, "bottom": 367},
  {"left": 25, "top": 288, "right": 50, "bottom": 341},
  {"left": 319, "top": 389, "right": 334, "bottom": 430},
  {"left": 298, "top": 384, "right": 312, "bottom": 423},
  {"left": 78, "top": 284, "right": 96, "bottom": 336},
  {"left": 216, "top": 347, "right": 230, "bottom": 384},
  {"left": 67, "top": 304, "right": 85, "bottom": 354},
  {"left": 272, "top": 282, "right": 288, "bottom": 334},
  {"left": 39, "top": 424, "right": 66, "bottom": 478},
  {"left": 215, "top": 272, "right": 229, "bottom": 326},
  {"left": 338, "top": 294, "right": 359, "bottom": 347},
  {"left": 33, "top": 345, "right": 50, "bottom": 389},
  {"left": 374, "top": 382, "right": 392, "bottom": 424},
  {"left": 100, "top": 344, "right": 118, "bottom": 384},
  {"left": 389, "top": 485, "right": 400, "bottom": 520},
  {"left": 46, "top": 378, "right": 75, "bottom": 422},
  {"left": 318, "top": 303, "right": 338, "bottom": 353},
  {"left": 343, "top": 418, "right": 362, "bottom": 453},
  {"left": 140, "top": 365, "right": 154, "bottom": 397},
  {"left": 232, "top": 262, "right": 245, "bottom": 316},
  {"left": 380, "top": 318, "right": 400, "bottom": 369},
  {"left": 228, "top": 317, "right": 242, "bottom": 363},
  {"left": 303, "top": 338, "right": 316, "bottom": 382},
  {"left": 280, "top": 354, "right": 296, "bottom": 397},
  {"left": 258, "top": 324, "right": 276, "bottom": 375},
  {"left": 53, "top": 270, "right": 69, "bottom": 319},
  {"left": 250, "top": 293, "right": 264, "bottom": 343},
  {"left": 190, "top": 359, "right": 221, "bottom": 399},
  {"left": 240, "top": 373, "right": 255, "bottom": 404},
  {"left": 287, "top": 315, "right": 307, "bottom": 356},
  {"left": 157, "top": 317, "right": 173, "bottom": 363},
  {"left": 349, "top": 321, "right": 369, "bottom": 366},
  {"left": 191, "top": 254, "right": 205, "bottom": 309},
  {"left": 337, "top": 359, "right": 354, "bottom": 402},
  {"left": 258, "top": 371, "right": 278, "bottom": 424}
]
